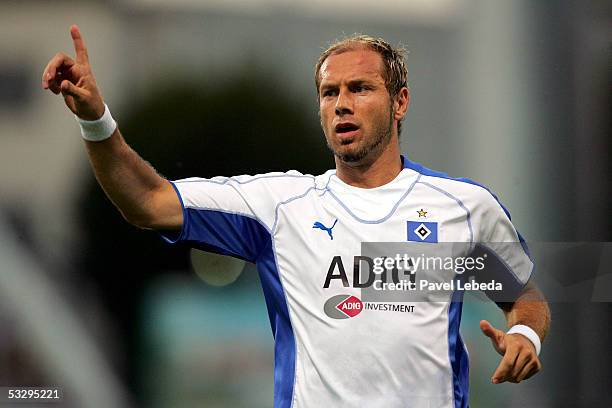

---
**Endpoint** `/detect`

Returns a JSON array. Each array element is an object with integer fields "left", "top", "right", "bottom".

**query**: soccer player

[{"left": 42, "top": 25, "right": 550, "bottom": 407}]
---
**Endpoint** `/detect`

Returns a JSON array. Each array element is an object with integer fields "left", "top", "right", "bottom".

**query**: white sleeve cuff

[{"left": 507, "top": 324, "right": 541, "bottom": 356}]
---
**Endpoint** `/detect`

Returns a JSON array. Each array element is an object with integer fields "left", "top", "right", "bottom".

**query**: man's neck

[{"left": 334, "top": 142, "right": 403, "bottom": 189}]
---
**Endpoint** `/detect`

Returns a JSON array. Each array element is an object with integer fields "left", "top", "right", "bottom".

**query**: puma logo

[{"left": 312, "top": 219, "right": 338, "bottom": 240}]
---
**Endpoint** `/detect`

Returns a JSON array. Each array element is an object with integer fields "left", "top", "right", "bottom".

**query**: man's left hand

[{"left": 480, "top": 320, "right": 542, "bottom": 384}]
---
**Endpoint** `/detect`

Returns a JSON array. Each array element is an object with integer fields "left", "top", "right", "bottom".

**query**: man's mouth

[{"left": 335, "top": 122, "right": 360, "bottom": 140}]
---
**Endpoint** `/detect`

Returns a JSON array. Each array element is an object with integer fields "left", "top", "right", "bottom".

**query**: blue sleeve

[{"left": 159, "top": 180, "right": 271, "bottom": 263}]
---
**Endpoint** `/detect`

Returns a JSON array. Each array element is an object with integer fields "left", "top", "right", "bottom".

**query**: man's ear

[{"left": 393, "top": 87, "right": 410, "bottom": 121}]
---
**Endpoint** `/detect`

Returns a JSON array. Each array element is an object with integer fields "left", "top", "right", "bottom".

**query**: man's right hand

[
  {"left": 42, "top": 25, "right": 104, "bottom": 121},
  {"left": 41, "top": 25, "right": 182, "bottom": 232}
]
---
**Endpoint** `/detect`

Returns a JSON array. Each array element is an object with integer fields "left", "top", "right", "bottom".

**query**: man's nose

[{"left": 335, "top": 89, "right": 353, "bottom": 116}]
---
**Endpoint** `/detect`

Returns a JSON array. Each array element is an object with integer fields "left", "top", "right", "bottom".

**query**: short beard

[{"left": 324, "top": 106, "right": 394, "bottom": 164}]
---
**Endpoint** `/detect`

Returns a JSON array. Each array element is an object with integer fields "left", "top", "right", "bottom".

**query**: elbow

[
  {"left": 115, "top": 183, "right": 182, "bottom": 231},
  {"left": 120, "top": 209, "right": 157, "bottom": 230},
  {"left": 120, "top": 206, "right": 182, "bottom": 231}
]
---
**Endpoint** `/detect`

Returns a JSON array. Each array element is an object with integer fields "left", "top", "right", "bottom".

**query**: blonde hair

[{"left": 314, "top": 35, "right": 409, "bottom": 133}]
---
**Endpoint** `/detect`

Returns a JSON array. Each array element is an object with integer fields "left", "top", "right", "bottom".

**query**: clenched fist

[{"left": 42, "top": 25, "right": 104, "bottom": 120}]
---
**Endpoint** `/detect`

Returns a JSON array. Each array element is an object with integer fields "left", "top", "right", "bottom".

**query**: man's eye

[{"left": 323, "top": 90, "right": 337, "bottom": 97}]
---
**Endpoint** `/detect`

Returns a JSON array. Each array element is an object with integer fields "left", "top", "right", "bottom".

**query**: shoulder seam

[
  {"left": 417, "top": 171, "right": 491, "bottom": 195},
  {"left": 174, "top": 173, "right": 315, "bottom": 185},
  {"left": 417, "top": 180, "right": 474, "bottom": 244},
  {"left": 271, "top": 185, "right": 325, "bottom": 235},
  {"left": 404, "top": 156, "right": 512, "bottom": 220}
]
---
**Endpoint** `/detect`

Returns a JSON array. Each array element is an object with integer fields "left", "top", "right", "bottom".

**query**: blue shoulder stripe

[
  {"left": 401, "top": 155, "right": 530, "bottom": 258},
  {"left": 401, "top": 155, "right": 512, "bottom": 220}
]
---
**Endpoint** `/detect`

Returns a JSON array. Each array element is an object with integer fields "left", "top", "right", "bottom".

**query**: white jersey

[{"left": 161, "top": 156, "right": 533, "bottom": 408}]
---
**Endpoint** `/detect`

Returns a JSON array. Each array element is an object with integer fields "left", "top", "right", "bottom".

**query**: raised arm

[{"left": 42, "top": 25, "right": 181, "bottom": 230}]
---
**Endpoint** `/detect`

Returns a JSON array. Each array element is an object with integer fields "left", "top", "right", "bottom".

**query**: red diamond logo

[{"left": 336, "top": 295, "right": 363, "bottom": 318}]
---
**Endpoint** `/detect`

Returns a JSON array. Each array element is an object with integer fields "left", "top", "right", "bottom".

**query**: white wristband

[
  {"left": 75, "top": 103, "right": 117, "bottom": 142},
  {"left": 507, "top": 324, "right": 541, "bottom": 356}
]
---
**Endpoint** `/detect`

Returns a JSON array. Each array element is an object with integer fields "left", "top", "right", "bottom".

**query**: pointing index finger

[
  {"left": 70, "top": 25, "right": 89, "bottom": 64},
  {"left": 492, "top": 348, "right": 518, "bottom": 384}
]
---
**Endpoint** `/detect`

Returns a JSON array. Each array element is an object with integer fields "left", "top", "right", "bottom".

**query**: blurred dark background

[{"left": 0, "top": 1, "right": 610, "bottom": 407}]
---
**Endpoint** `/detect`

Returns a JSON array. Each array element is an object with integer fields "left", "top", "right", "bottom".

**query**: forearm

[
  {"left": 84, "top": 127, "right": 170, "bottom": 227},
  {"left": 502, "top": 281, "right": 551, "bottom": 342},
  {"left": 43, "top": 27, "right": 182, "bottom": 230}
]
